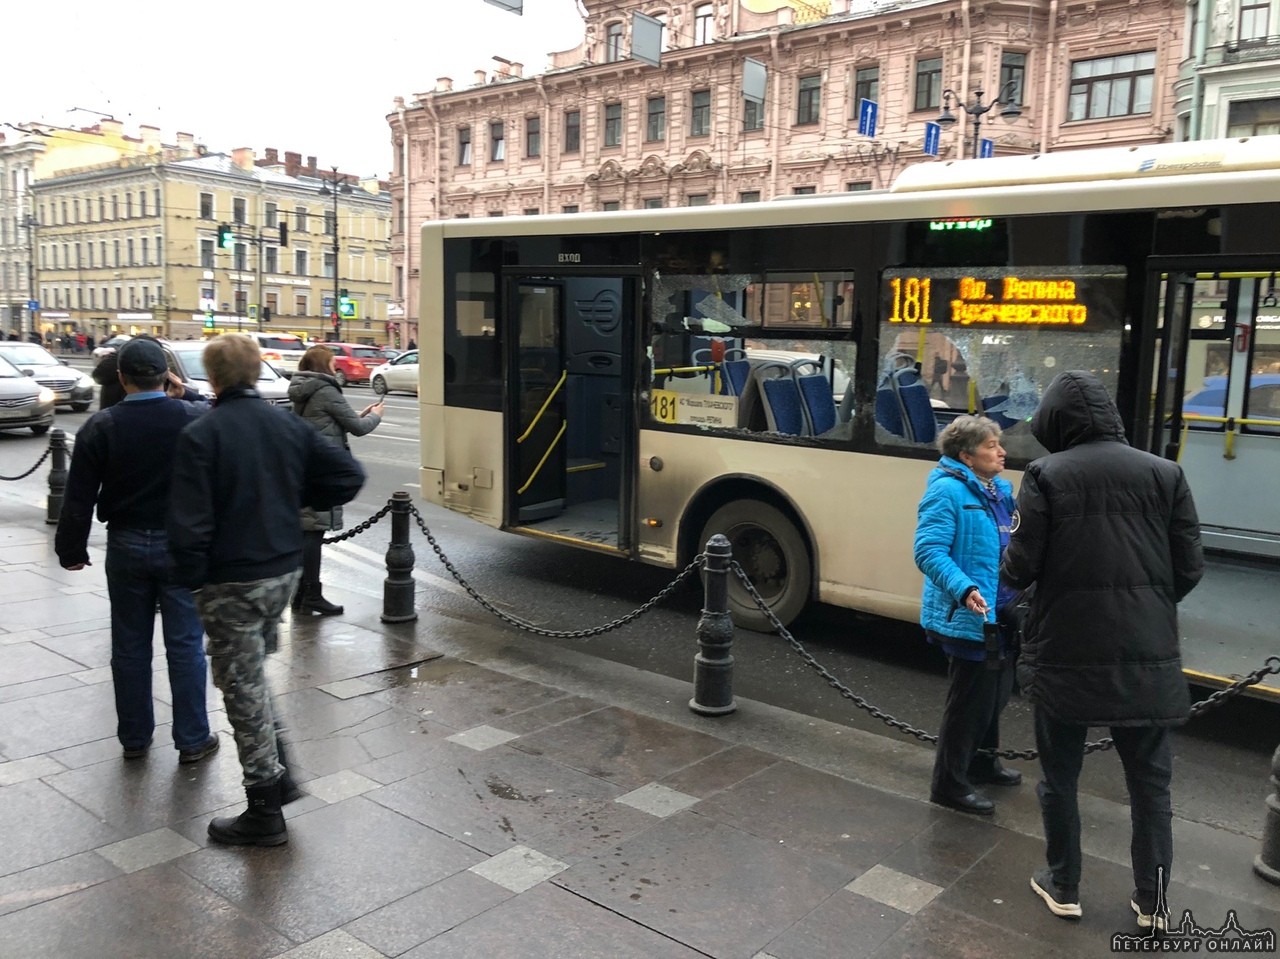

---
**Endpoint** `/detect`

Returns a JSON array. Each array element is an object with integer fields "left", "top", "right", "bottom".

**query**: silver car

[
  {"left": 369, "top": 349, "right": 419, "bottom": 396},
  {"left": 162, "top": 342, "right": 292, "bottom": 407},
  {"left": 0, "top": 353, "right": 56, "bottom": 434},
  {"left": 0, "top": 343, "right": 95, "bottom": 412}
]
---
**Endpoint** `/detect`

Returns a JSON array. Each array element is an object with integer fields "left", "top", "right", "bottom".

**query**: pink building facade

[{"left": 387, "top": 0, "right": 1183, "bottom": 339}]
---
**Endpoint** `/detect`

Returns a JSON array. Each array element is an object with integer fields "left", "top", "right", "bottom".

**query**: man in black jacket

[
  {"left": 1002, "top": 370, "right": 1203, "bottom": 930},
  {"left": 167, "top": 334, "right": 365, "bottom": 847}
]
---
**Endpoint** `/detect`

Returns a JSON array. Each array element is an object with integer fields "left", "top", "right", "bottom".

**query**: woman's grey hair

[{"left": 937, "top": 414, "right": 1002, "bottom": 459}]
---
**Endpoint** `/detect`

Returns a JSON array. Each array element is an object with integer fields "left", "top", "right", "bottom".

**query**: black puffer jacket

[{"left": 1000, "top": 371, "right": 1204, "bottom": 726}]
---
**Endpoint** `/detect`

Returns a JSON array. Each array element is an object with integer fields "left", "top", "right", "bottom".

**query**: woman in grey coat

[{"left": 288, "top": 345, "right": 383, "bottom": 614}]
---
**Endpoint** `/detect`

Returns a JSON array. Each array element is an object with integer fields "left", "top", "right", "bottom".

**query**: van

[{"left": 250, "top": 332, "right": 307, "bottom": 376}]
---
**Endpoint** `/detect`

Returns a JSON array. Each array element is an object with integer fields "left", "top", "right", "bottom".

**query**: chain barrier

[
  {"left": 404, "top": 502, "right": 701, "bottom": 638},
  {"left": 731, "top": 561, "right": 1280, "bottom": 761},
  {"left": 321, "top": 501, "right": 394, "bottom": 545},
  {"left": 0, "top": 442, "right": 53, "bottom": 482}
]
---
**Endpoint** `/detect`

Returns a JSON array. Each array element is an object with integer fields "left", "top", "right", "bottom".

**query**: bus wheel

[{"left": 700, "top": 500, "right": 811, "bottom": 632}]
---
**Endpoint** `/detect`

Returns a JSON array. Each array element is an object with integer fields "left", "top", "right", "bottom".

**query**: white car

[
  {"left": 0, "top": 343, "right": 95, "bottom": 411},
  {"left": 370, "top": 349, "right": 419, "bottom": 396},
  {"left": 92, "top": 334, "right": 132, "bottom": 359},
  {"left": 249, "top": 332, "right": 308, "bottom": 376}
]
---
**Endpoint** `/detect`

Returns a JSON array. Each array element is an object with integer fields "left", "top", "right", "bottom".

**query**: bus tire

[{"left": 699, "top": 499, "right": 811, "bottom": 632}]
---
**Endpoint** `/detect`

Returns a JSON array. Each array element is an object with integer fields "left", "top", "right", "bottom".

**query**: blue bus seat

[
  {"left": 791, "top": 359, "right": 837, "bottom": 436},
  {"left": 755, "top": 362, "right": 806, "bottom": 435},
  {"left": 721, "top": 348, "right": 751, "bottom": 397},
  {"left": 895, "top": 367, "right": 938, "bottom": 444}
]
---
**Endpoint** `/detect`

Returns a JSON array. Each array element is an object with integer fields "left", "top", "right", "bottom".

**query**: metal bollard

[
  {"left": 381, "top": 490, "right": 418, "bottom": 623},
  {"left": 45, "top": 429, "right": 68, "bottom": 526},
  {"left": 690, "top": 533, "right": 737, "bottom": 716},
  {"left": 1255, "top": 743, "right": 1280, "bottom": 886}
]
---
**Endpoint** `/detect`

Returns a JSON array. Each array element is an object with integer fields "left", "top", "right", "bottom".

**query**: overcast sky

[{"left": 2, "top": 0, "right": 585, "bottom": 179}]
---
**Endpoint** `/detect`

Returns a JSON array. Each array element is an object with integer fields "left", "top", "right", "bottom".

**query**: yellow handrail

[
  {"left": 652, "top": 364, "right": 718, "bottom": 376},
  {"left": 516, "top": 370, "right": 567, "bottom": 445},
  {"left": 517, "top": 421, "right": 566, "bottom": 495},
  {"left": 1168, "top": 412, "right": 1280, "bottom": 462}
]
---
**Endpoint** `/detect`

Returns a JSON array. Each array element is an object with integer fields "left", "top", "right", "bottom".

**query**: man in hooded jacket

[{"left": 1001, "top": 370, "right": 1203, "bottom": 929}]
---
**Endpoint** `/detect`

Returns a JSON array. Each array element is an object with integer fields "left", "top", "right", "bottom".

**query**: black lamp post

[
  {"left": 23, "top": 213, "right": 38, "bottom": 342},
  {"left": 935, "top": 80, "right": 1022, "bottom": 159},
  {"left": 319, "top": 166, "right": 352, "bottom": 341}
]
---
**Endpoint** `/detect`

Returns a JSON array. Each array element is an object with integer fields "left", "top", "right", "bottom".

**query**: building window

[
  {"left": 691, "top": 89, "right": 711, "bottom": 136},
  {"left": 324, "top": 210, "right": 336, "bottom": 236},
  {"left": 523, "top": 208, "right": 540, "bottom": 215},
  {"left": 526, "top": 116, "right": 541, "bottom": 157},
  {"left": 739, "top": 191, "right": 762, "bottom": 203},
  {"left": 1226, "top": 97, "right": 1280, "bottom": 135},
  {"left": 140, "top": 238, "right": 148, "bottom": 265},
  {"left": 647, "top": 97, "right": 666, "bottom": 141},
  {"left": 113, "top": 240, "right": 120, "bottom": 266},
  {"left": 490, "top": 121, "right": 505, "bottom": 161},
  {"left": 99, "top": 197, "right": 106, "bottom": 220},
  {"left": 643, "top": 197, "right": 665, "bottom": 208},
  {"left": 1000, "top": 52, "right": 1027, "bottom": 104},
  {"left": 915, "top": 57, "right": 943, "bottom": 111},
  {"left": 605, "top": 21, "right": 624, "bottom": 62},
  {"left": 294, "top": 206, "right": 308, "bottom": 232},
  {"left": 87, "top": 244, "right": 94, "bottom": 268},
  {"left": 854, "top": 66, "right": 879, "bottom": 113},
  {"left": 154, "top": 188, "right": 161, "bottom": 214},
  {"left": 796, "top": 74, "right": 822, "bottom": 125},
  {"left": 744, "top": 98, "right": 764, "bottom": 131},
  {"left": 234, "top": 243, "right": 247, "bottom": 272},
  {"left": 139, "top": 191, "right": 147, "bottom": 217},
  {"left": 845, "top": 181, "right": 873, "bottom": 192},
  {"left": 230, "top": 197, "right": 244, "bottom": 224},
  {"left": 294, "top": 249, "right": 308, "bottom": 276},
  {"left": 562, "top": 205, "right": 580, "bottom": 214},
  {"left": 604, "top": 103, "right": 623, "bottom": 147},
  {"left": 1240, "top": 0, "right": 1270, "bottom": 40},
  {"left": 602, "top": 201, "right": 622, "bottom": 211},
  {"left": 687, "top": 194, "right": 710, "bottom": 206},
  {"left": 793, "top": 186, "right": 817, "bottom": 195},
  {"left": 458, "top": 126, "right": 472, "bottom": 165},
  {"left": 564, "top": 111, "right": 581, "bottom": 153},
  {"left": 694, "top": 3, "right": 714, "bottom": 44},
  {"left": 323, "top": 250, "right": 336, "bottom": 278},
  {"left": 1068, "top": 51, "right": 1156, "bottom": 120},
  {"left": 125, "top": 195, "right": 133, "bottom": 218},
  {"left": 265, "top": 201, "right": 277, "bottom": 225},
  {"left": 265, "top": 247, "right": 279, "bottom": 273},
  {"left": 112, "top": 195, "right": 119, "bottom": 219},
  {"left": 295, "top": 294, "right": 308, "bottom": 316}
]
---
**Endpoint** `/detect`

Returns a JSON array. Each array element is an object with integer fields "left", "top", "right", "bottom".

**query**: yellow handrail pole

[
  {"left": 516, "top": 370, "right": 567, "bottom": 445},
  {"left": 517, "top": 421, "right": 567, "bottom": 495}
]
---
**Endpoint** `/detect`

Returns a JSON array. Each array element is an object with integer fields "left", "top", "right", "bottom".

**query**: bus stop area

[{"left": 0, "top": 474, "right": 1277, "bottom": 958}]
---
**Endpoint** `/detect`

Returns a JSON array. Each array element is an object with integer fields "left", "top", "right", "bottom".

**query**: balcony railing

[{"left": 1204, "top": 35, "right": 1280, "bottom": 66}]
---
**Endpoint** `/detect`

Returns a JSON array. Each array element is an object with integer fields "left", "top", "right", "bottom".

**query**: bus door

[
  {"left": 507, "top": 276, "right": 632, "bottom": 551},
  {"left": 1148, "top": 265, "right": 1280, "bottom": 558}
]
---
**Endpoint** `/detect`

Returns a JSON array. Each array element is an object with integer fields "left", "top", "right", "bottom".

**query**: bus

[{"left": 416, "top": 135, "right": 1280, "bottom": 699}]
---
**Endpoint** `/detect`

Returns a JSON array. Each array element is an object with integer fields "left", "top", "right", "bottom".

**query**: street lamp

[
  {"left": 935, "top": 80, "right": 1022, "bottom": 159},
  {"left": 23, "top": 213, "right": 38, "bottom": 342},
  {"left": 319, "top": 166, "right": 352, "bottom": 341}
]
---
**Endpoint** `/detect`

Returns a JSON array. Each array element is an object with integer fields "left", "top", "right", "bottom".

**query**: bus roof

[{"left": 892, "top": 135, "right": 1280, "bottom": 192}]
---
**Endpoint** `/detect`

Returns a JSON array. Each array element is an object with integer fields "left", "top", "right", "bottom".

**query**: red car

[{"left": 325, "top": 343, "right": 386, "bottom": 387}]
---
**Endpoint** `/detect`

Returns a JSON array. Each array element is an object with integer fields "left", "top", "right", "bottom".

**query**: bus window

[
  {"left": 648, "top": 270, "right": 856, "bottom": 439},
  {"left": 877, "top": 266, "right": 1127, "bottom": 463}
]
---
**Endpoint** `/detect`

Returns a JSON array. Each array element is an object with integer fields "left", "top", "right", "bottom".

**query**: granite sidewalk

[{"left": 0, "top": 474, "right": 1276, "bottom": 958}]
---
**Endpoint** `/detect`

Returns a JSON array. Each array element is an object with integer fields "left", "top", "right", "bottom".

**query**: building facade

[
  {"left": 0, "top": 131, "right": 45, "bottom": 338},
  {"left": 387, "top": 0, "right": 1187, "bottom": 339},
  {"left": 1174, "top": 0, "right": 1280, "bottom": 139},
  {"left": 8, "top": 120, "right": 393, "bottom": 346}
]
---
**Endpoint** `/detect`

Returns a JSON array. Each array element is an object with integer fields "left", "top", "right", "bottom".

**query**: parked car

[
  {"left": 249, "top": 332, "right": 308, "bottom": 376},
  {"left": 161, "top": 341, "right": 292, "bottom": 407},
  {"left": 1183, "top": 374, "right": 1280, "bottom": 421},
  {"left": 0, "top": 343, "right": 95, "bottom": 411},
  {"left": 324, "top": 342, "right": 386, "bottom": 387},
  {"left": 92, "top": 334, "right": 132, "bottom": 360},
  {"left": 370, "top": 350, "right": 419, "bottom": 396},
  {"left": 0, "top": 353, "right": 56, "bottom": 434}
]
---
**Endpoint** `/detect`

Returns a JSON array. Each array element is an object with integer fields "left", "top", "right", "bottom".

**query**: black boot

[
  {"left": 297, "top": 531, "right": 342, "bottom": 615},
  {"left": 300, "top": 588, "right": 343, "bottom": 616},
  {"left": 208, "top": 779, "right": 287, "bottom": 846},
  {"left": 274, "top": 730, "right": 303, "bottom": 806}
]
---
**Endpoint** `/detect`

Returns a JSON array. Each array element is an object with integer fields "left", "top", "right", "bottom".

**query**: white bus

[{"left": 417, "top": 136, "right": 1280, "bottom": 697}]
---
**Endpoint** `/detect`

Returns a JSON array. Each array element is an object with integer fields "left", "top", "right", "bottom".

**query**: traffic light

[
  {"left": 218, "top": 224, "right": 234, "bottom": 249},
  {"left": 278, "top": 221, "right": 288, "bottom": 247},
  {"left": 261, "top": 306, "right": 271, "bottom": 323},
  {"left": 203, "top": 310, "right": 215, "bottom": 330}
]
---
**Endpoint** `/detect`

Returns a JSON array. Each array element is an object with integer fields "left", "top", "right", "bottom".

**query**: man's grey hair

[{"left": 937, "top": 414, "right": 1002, "bottom": 460}]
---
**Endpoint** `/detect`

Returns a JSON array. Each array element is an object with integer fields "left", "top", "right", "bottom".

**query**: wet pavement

[{"left": 0, "top": 471, "right": 1277, "bottom": 957}]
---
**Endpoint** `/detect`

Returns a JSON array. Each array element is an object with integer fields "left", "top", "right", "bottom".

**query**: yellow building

[{"left": 26, "top": 122, "right": 392, "bottom": 346}]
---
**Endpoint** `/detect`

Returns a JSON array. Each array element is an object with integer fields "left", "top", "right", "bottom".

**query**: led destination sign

[{"left": 883, "top": 267, "right": 1126, "bottom": 330}]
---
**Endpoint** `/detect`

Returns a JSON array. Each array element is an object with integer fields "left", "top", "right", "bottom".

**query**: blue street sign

[
  {"left": 27, "top": 299, "right": 39, "bottom": 311},
  {"left": 923, "top": 122, "right": 941, "bottom": 157},
  {"left": 857, "top": 98, "right": 878, "bottom": 137},
  {"left": 980, "top": 138, "right": 995, "bottom": 158}
]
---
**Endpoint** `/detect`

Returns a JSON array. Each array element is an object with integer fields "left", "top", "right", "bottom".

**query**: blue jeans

[{"left": 105, "top": 527, "right": 211, "bottom": 752}]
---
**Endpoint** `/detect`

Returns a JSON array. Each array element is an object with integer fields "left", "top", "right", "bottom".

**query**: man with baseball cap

[{"left": 55, "top": 336, "right": 221, "bottom": 765}]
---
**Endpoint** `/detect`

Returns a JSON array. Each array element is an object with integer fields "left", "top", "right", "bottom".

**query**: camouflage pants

[{"left": 196, "top": 570, "right": 299, "bottom": 787}]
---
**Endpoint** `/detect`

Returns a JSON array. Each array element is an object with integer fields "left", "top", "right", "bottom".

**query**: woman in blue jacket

[{"left": 914, "top": 414, "right": 1022, "bottom": 815}]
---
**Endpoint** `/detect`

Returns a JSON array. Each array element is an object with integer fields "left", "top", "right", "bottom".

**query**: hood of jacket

[
  {"left": 1030, "top": 370, "right": 1127, "bottom": 453},
  {"left": 288, "top": 371, "right": 338, "bottom": 404}
]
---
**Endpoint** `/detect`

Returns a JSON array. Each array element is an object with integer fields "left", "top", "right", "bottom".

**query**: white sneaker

[{"left": 1131, "top": 899, "right": 1169, "bottom": 932}]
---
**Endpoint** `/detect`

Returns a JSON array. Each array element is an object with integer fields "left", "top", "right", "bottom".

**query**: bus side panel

[
  {"left": 636, "top": 428, "right": 966, "bottom": 624},
  {"left": 421, "top": 407, "right": 506, "bottom": 529}
]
